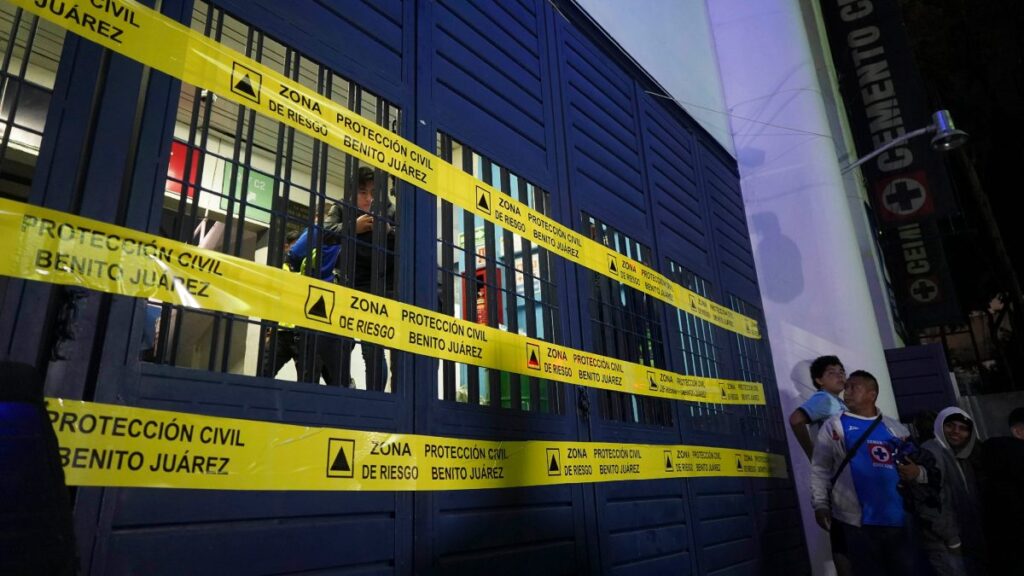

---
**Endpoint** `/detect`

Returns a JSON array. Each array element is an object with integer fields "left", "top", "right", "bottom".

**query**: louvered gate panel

[
  {"left": 701, "top": 145, "right": 760, "bottom": 304},
  {"left": 557, "top": 21, "right": 647, "bottom": 237},
  {"left": 430, "top": 0, "right": 552, "bottom": 181},
  {"left": 641, "top": 97, "right": 713, "bottom": 277}
]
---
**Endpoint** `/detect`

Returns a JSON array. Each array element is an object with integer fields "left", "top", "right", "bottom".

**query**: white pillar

[{"left": 706, "top": 1, "right": 899, "bottom": 574}]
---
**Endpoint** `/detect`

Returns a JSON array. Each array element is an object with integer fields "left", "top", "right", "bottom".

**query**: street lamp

[
  {"left": 842, "top": 107, "right": 1022, "bottom": 386},
  {"left": 841, "top": 109, "right": 969, "bottom": 174}
]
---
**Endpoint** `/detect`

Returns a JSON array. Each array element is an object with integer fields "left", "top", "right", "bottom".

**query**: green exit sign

[{"left": 220, "top": 166, "right": 274, "bottom": 224}]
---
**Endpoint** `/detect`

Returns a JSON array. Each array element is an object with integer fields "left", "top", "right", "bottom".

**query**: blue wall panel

[
  {"left": 99, "top": 490, "right": 398, "bottom": 575},
  {"left": 40, "top": 1, "right": 418, "bottom": 573},
  {"left": 429, "top": 0, "right": 552, "bottom": 182},
  {"left": 640, "top": 97, "right": 712, "bottom": 277},
  {"left": 213, "top": 0, "right": 408, "bottom": 105},
  {"left": 431, "top": 487, "right": 582, "bottom": 575},
  {"left": 752, "top": 478, "right": 811, "bottom": 575},
  {"left": 18, "top": 0, "right": 808, "bottom": 573},
  {"left": 421, "top": 6, "right": 587, "bottom": 574},
  {"left": 700, "top": 144, "right": 760, "bottom": 303},
  {"left": 557, "top": 22, "right": 647, "bottom": 237},
  {"left": 884, "top": 342, "right": 956, "bottom": 420},
  {"left": 689, "top": 477, "right": 759, "bottom": 575},
  {"left": 597, "top": 479, "right": 694, "bottom": 576}
]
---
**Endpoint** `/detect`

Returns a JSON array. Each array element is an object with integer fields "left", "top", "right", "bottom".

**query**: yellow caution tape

[
  {"left": 8, "top": 0, "right": 761, "bottom": 340},
  {"left": 1, "top": 197, "right": 765, "bottom": 404},
  {"left": 47, "top": 398, "right": 787, "bottom": 490}
]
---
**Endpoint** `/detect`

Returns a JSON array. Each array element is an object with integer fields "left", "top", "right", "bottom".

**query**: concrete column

[{"left": 706, "top": 1, "right": 899, "bottom": 574}]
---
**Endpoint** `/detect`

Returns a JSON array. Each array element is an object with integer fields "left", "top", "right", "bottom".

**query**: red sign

[
  {"left": 462, "top": 268, "right": 503, "bottom": 325},
  {"left": 868, "top": 442, "right": 893, "bottom": 465},
  {"left": 875, "top": 170, "right": 933, "bottom": 222},
  {"left": 166, "top": 140, "right": 202, "bottom": 197}
]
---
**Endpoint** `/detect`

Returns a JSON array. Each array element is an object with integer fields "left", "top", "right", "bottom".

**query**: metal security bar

[
  {"left": 436, "top": 132, "right": 561, "bottom": 413},
  {"left": 0, "top": 4, "right": 63, "bottom": 305},
  {"left": 667, "top": 262, "right": 722, "bottom": 378},
  {"left": 729, "top": 296, "right": 783, "bottom": 444},
  {"left": 584, "top": 214, "right": 670, "bottom": 426},
  {"left": 666, "top": 261, "right": 732, "bottom": 435},
  {"left": 149, "top": 1, "right": 401, "bottom": 392}
]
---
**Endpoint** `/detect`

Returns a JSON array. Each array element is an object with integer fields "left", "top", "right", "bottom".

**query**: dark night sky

[{"left": 899, "top": 0, "right": 1024, "bottom": 312}]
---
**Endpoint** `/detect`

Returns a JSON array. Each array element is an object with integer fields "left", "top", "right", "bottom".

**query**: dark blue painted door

[
  {"left": 885, "top": 342, "right": 957, "bottom": 422},
  {"left": 0, "top": 0, "right": 811, "bottom": 573}
]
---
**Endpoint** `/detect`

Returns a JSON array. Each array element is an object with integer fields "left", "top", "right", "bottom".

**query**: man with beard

[{"left": 901, "top": 407, "right": 986, "bottom": 575}]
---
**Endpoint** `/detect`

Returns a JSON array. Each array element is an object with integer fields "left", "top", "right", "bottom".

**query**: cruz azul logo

[{"left": 868, "top": 441, "right": 893, "bottom": 466}]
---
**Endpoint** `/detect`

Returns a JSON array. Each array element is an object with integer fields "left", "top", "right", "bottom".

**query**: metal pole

[{"left": 841, "top": 126, "right": 933, "bottom": 174}]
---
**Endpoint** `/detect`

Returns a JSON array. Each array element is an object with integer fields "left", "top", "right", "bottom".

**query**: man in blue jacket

[{"left": 287, "top": 166, "right": 393, "bottom": 389}]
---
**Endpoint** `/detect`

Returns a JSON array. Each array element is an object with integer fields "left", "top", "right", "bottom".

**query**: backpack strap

[{"left": 830, "top": 414, "right": 884, "bottom": 486}]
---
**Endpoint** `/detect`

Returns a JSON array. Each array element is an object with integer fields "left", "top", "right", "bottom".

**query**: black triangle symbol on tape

[
  {"left": 736, "top": 458, "right": 743, "bottom": 471},
  {"left": 609, "top": 260, "right": 617, "bottom": 273},
  {"left": 721, "top": 386, "right": 728, "bottom": 398},
  {"left": 308, "top": 296, "right": 328, "bottom": 319},
  {"left": 234, "top": 74, "right": 258, "bottom": 98},
  {"left": 478, "top": 193, "right": 489, "bottom": 212},
  {"left": 649, "top": 377, "right": 658, "bottom": 390},
  {"left": 331, "top": 446, "right": 351, "bottom": 472},
  {"left": 529, "top": 350, "right": 539, "bottom": 367},
  {"left": 549, "top": 455, "right": 559, "bottom": 473},
  {"left": 665, "top": 456, "right": 673, "bottom": 471}
]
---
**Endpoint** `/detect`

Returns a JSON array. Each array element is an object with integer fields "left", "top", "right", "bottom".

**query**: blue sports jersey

[
  {"left": 841, "top": 413, "right": 905, "bottom": 527},
  {"left": 800, "top": 390, "right": 846, "bottom": 424}
]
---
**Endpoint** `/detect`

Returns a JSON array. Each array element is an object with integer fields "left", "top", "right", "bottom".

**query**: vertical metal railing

[
  {"left": 435, "top": 132, "right": 560, "bottom": 413},
  {"left": 585, "top": 214, "right": 669, "bottom": 426},
  {"left": 148, "top": 1, "right": 401, "bottom": 392}
]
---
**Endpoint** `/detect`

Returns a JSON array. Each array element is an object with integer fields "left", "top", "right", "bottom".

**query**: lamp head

[{"left": 930, "top": 109, "right": 969, "bottom": 151}]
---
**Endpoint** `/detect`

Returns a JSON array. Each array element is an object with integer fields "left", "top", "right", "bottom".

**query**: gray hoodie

[{"left": 919, "top": 407, "right": 985, "bottom": 554}]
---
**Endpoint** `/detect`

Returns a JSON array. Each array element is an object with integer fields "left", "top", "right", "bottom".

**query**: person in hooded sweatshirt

[{"left": 902, "top": 407, "right": 987, "bottom": 575}]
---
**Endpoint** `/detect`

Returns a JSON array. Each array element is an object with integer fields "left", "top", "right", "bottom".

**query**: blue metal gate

[{"left": 0, "top": 0, "right": 808, "bottom": 573}]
